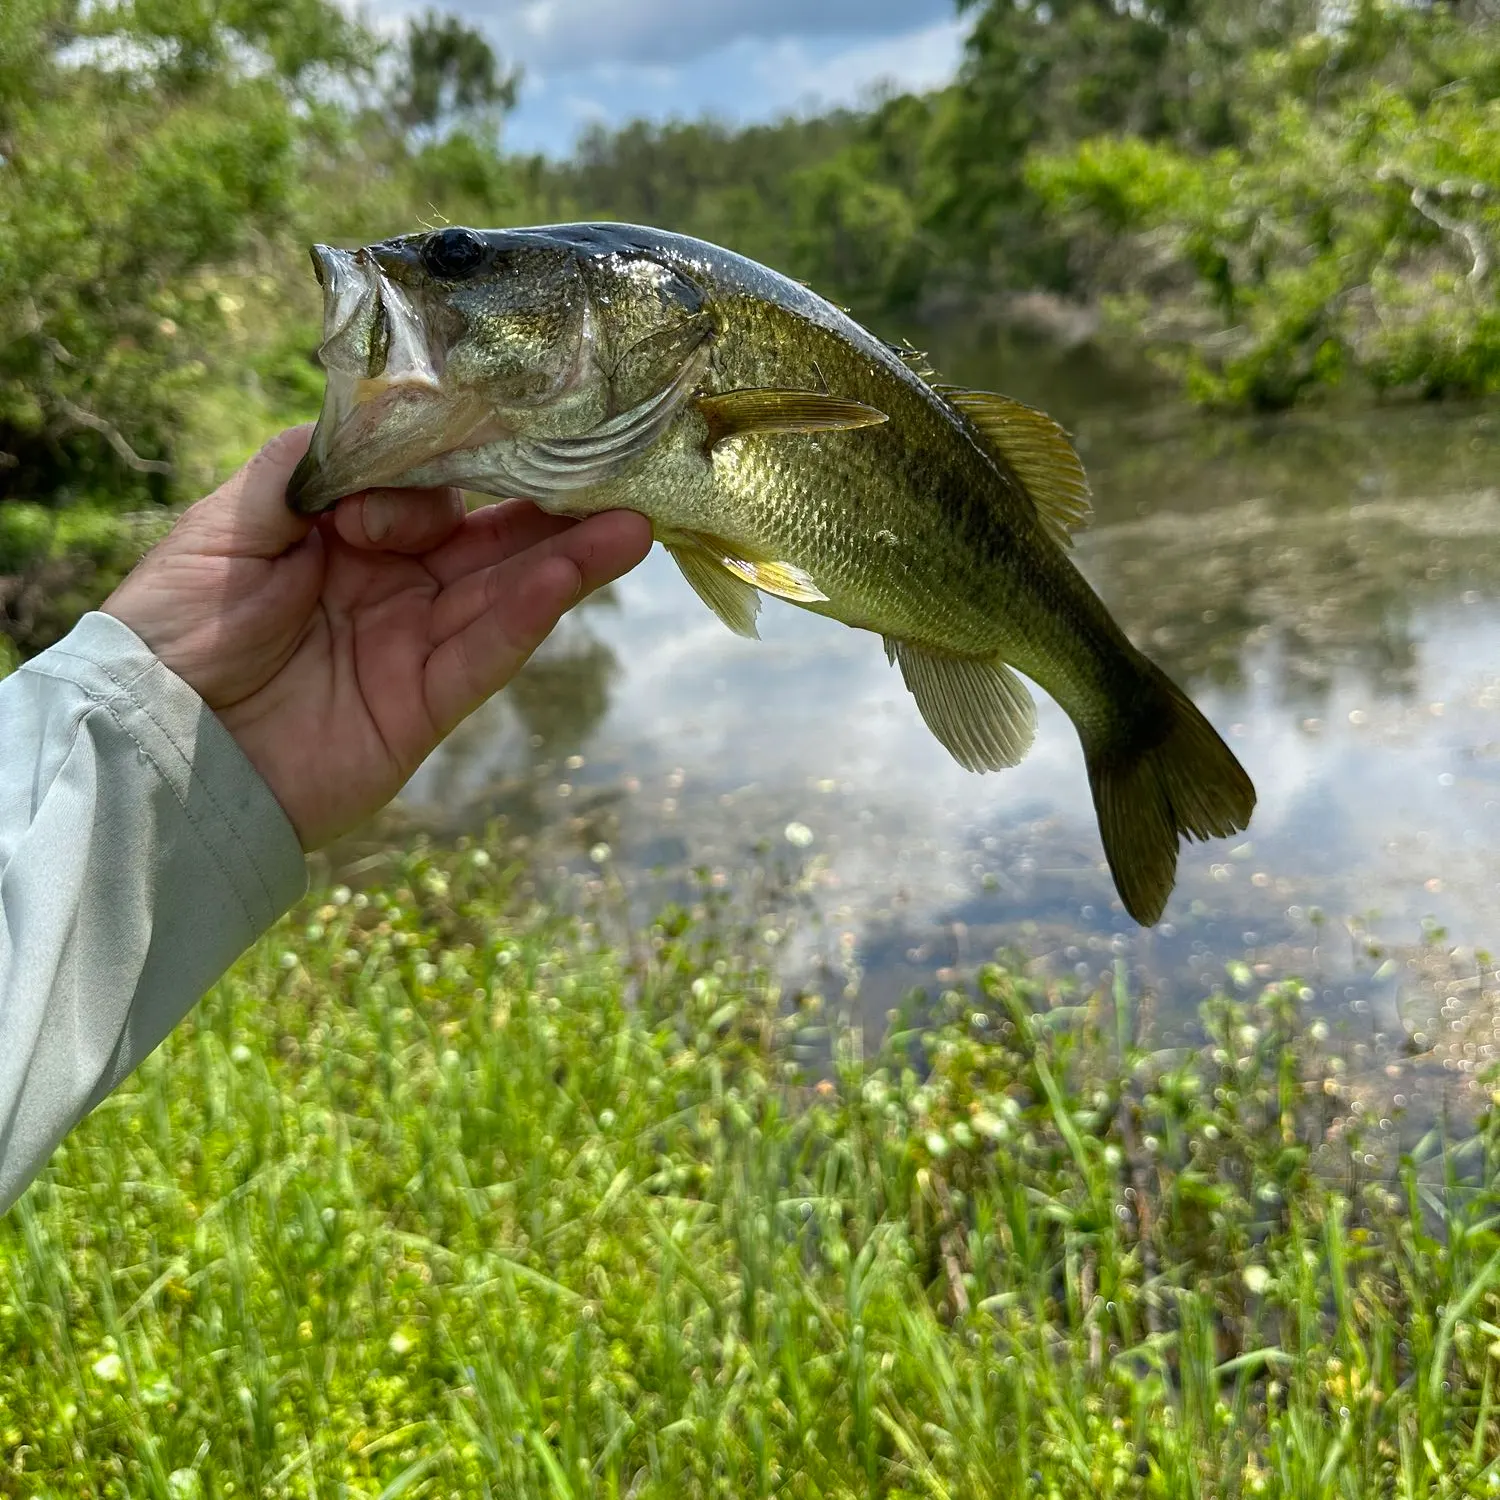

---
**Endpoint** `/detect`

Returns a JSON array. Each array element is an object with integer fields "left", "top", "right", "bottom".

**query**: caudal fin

[{"left": 1085, "top": 668, "right": 1256, "bottom": 926}]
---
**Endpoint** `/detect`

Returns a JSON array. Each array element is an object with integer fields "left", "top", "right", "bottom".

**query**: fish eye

[{"left": 421, "top": 227, "right": 485, "bottom": 280}]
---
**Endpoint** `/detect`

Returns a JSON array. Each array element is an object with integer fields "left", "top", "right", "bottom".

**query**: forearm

[{"left": 0, "top": 613, "right": 307, "bottom": 1211}]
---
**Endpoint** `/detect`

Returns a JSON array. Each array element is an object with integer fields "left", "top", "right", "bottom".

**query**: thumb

[{"left": 195, "top": 425, "right": 318, "bottom": 558}]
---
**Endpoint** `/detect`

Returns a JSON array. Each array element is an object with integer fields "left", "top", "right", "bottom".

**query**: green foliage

[
  {"left": 924, "top": 0, "right": 1314, "bottom": 288},
  {"left": 0, "top": 0, "right": 366, "bottom": 504},
  {"left": 51, "top": 506, "right": 138, "bottom": 570},
  {"left": 1027, "top": 3, "right": 1500, "bottom": 407},
  {"left": 0, "top": 503, "right": 54, "bottom": 575},
  {"left": 2, "top": 844, "right": 1498, "bottom": 1495},
  {"left": 86, "top": 0, "right": 373, "bottom": 89}
]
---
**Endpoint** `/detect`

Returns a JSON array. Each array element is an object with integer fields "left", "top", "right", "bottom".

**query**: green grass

[{"left": 2, "top": 838, "right": 1499, "bottom": 1498}]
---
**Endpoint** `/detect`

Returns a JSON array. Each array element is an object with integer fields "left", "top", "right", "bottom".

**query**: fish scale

[{"left": 287, "top": 221, "right": 1256, "bottom": 925}]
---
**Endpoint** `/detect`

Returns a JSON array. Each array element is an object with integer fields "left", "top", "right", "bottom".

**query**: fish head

[{"left": 287, "top": 224, "right": 714, "bottom": 513}]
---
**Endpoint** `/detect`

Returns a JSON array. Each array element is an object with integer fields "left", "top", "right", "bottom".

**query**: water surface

[{"left": 386, "top": 326, "right": 1500, "bottom": 1084}]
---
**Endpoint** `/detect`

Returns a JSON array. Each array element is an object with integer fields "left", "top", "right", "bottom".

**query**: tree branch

[
  {"left": 1378, "top": 167, "right": 1492, "bottom": 284},
  {"left": 1409, "top": 184, "right": 1490, "bottom": 284},
  {"left": 55, "top": 397, "right": 172, "bottom": 475}
]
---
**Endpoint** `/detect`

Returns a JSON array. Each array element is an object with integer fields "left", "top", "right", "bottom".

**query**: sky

[{"left": 363, "top": 0, "right": 969, "bottom": 156}]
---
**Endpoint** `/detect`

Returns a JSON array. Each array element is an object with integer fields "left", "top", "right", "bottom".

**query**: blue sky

[{"left": 365, "top": 0, "right": 968, "bottom": 156}]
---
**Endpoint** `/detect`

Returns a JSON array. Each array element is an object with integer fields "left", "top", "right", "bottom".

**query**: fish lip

[
  {"left": 308, "top": 245, "right": 373, "bottom": 364},
  {"left": 286, "top": 445, "right": 330, "bottom": 514},
  {"left": 284, "top": 361, "right": 455, "bottom": 514},
  {"left": 287, "top": 244, "right": 452, "bottom": 514}
]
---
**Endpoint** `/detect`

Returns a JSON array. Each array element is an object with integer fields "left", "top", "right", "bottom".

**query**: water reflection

[
  {"left": 409, "top": 594, "right": 625, "bottom": 836},
  {"left": 380, "top": 324, "right": 1500, "bottom": 1081}
]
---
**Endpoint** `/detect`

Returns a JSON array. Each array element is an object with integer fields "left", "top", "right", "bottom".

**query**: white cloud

[
  {"left": 500, "top": 18, "right": 967, "bottom": 154},
  {"left": 356, "top": 0, "right": 968, "bottom": 155},
  {"left": 383, "top": 0, "right": 953, "bottom": 70},
  {"left": 746, "top": 19, "right": 966, "bottom": 115},
  {"left": 561, "top": 92, "right": 609, "bottom": 125}
]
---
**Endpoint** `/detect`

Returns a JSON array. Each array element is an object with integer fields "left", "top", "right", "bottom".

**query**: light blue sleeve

[{"left": 0, "top": 612, "right": 308, "bottom": 1211}]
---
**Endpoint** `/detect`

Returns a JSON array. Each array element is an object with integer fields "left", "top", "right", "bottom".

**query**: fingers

[
  {"left": 423, "top": 509, "right": 652, "bottom": 734},
  {"left": 331, "top": 485, "right": 467, "bottom": 554},
  {"left": 422, "top": 499, "right": 582, "bottom": 587},
  {"left": 429, "top": 509, "right": 651, "bottom": 647},
  {"left": 189, "top": 425, "right": 318, "bottom": 558},
  {"left": 183, "top": 427, "right": 469, "bottom": 563}
]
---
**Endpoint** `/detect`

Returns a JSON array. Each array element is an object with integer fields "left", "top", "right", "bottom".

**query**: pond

[{"left": 374, "top": 321, "right": 1500, "bottom": 1086}]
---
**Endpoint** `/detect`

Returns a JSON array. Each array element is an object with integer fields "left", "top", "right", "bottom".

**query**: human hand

[{"left": 103, "top": 425, "right": 652, "bottom": 848}]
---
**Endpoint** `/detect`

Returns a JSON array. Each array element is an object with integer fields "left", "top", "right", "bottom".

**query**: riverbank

[{"left": 3, "top": 838, "right": 1497, "bottom": 1497}]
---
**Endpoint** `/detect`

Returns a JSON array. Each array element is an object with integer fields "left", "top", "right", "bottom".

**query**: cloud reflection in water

[{"left": 400, "top": 362, "right": 1500, "bottom": 1037}]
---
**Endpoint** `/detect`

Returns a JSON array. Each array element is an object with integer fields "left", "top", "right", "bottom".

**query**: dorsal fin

[
  {"left": 938, "top": 387, "right": 1093, "bottom": 547},
  {"left": 889, "top": 340, "right": 937, "bottom": 382}
]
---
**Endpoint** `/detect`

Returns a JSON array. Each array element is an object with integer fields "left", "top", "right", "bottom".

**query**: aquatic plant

[{"left": 2, "top": 838, "right": 1496, "bottom": 1497}]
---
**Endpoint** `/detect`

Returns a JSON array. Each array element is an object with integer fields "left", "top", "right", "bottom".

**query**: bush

[
  {"left": 1026, "top": 12, "right": 1500, "bottom": 408},
  {"left": 0, "top": 502, "right": 54, "bottom": 575},
  {"left": 51, "top": 506, "right": 138, "bottom": 570}
]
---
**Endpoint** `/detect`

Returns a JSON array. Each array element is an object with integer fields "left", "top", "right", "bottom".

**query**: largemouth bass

[{"left": 287, "top": 222, "right": 1255, "bottom": 924}]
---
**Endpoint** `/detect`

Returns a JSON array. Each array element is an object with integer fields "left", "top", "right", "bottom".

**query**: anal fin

[
  {"left": 668, "top": 541, "right": 762, "bottom": 639},
  {"left": 887, "top": 639, "right": 1036, "bottom": 771}
]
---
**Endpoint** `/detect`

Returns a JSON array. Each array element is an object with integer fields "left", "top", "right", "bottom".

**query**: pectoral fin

[
  {"left": 668, "top": 541, "right": 763, "bottom": 639},
  {"left": 697, "top": 389, "right": 887, "bottom": 452},
  {"left": 886, "top": 639, "right": 1036, "bottom": 771}
]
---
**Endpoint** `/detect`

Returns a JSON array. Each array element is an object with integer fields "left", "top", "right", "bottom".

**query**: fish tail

[{"left": 1083, "top": 661, "right": 1256, "bottom": 926}]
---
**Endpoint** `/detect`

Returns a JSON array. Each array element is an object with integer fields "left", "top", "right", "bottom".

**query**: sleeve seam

[
  {"left": 77, "top": 656, "right": 283, "bottom": 923},
  {"left": 93, "top": 697, "right": 264, "bottom": 938},
  {"left": 44, "top": 679, "right": 266, "bottom": 938},
  {"left": 20, "top": 636, "right": 155, "bottom": 694}
]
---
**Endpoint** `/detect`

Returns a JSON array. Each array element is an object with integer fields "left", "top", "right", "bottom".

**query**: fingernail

[{"left": 364, "top": 491, "right": 398, "bottom": 542}]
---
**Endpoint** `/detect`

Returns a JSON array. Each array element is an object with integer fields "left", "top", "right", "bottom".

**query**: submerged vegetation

[{"left": 3, "top": 841, "right": 1500, "bottom": 1496}]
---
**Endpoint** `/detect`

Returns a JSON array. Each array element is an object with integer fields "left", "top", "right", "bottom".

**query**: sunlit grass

[{"left": 2, "top": 838, "right": 1498, "bottom": 1498}]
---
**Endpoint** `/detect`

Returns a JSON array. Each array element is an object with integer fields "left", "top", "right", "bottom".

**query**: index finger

[
  {"left": 422, "top": 499, "right": 583, "bottom": 587},
  {"left": 331, "top": 485, "right": 467, "bottom": 554}
]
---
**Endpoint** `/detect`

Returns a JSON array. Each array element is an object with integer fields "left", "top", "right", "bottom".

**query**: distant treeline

[
  {"left": 554, "top": 1, "right": 1500, "bottom": 413},
  {"left": 2, "top": 1, "right": 1499, "bottom": 557}
]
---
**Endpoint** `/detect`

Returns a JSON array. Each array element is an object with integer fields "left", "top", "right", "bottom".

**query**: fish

[{"left": 287, "top": 222, "right": 1255, "bottom": 924}]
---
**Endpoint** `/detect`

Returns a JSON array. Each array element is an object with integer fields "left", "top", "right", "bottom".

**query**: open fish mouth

[
  {"left": 286, "top": 244, "right": 470, "bottom": 513},
  {"left": 286, "top": 233, "right": 718, "bottom": 518}
]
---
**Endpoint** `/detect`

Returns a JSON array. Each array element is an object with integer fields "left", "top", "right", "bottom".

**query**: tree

[
  {"left": 0, "top": 0, "right": 377, "bottom": 506},
  {"left": 1026, "top": 0, "right": 1500, "bottom": 405},
  {"left": 390, "top": 11, "right": 520, "bottom": 139}
]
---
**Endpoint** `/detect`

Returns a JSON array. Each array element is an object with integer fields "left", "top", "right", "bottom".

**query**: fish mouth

[{"left": 287, "top": 245, "right": 485, "bottom": 514}]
